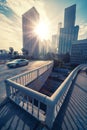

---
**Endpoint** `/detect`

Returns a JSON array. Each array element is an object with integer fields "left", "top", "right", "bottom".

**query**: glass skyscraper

[
  {"left": 58, "top": 4, "right": 79, "bottom": 55},
  {"left": 22, "top": 7, "right": 39, "bottom": 58},
  {"left": 64, "top": 4, "right": 76, "bottom": 28}
]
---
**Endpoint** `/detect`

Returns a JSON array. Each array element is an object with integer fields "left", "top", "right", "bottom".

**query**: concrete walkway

[
  {"left": 0, "top": 68, "right": 87, "bottom": 130},
  {"left": 52, "top": 70, "right": 87, "bottom": 130},
  {"left": 0, "top": 99, "right": 40, "bottom": 130}
]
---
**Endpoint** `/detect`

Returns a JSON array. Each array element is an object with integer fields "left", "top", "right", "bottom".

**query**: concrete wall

[{"left": 26, "top": 67, "right": 52, "bottom": 91}]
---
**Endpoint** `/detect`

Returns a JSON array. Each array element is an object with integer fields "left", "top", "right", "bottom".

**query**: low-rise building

[{"left": 71, "top": 39, "right": 87, "bottom": 64}]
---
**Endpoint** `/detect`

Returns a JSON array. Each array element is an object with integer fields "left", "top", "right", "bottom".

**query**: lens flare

[{"left": 35, "top": 21, "right": 49, "bottom": 40}]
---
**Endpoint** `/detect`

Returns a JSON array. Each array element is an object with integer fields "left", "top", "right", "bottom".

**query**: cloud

[
  {"left": 7, "top": 0, "right": 35, "bottom": 17},
  {"left": 0, "top": 13, "right": 22, "bottom": 51},
  {"left": 0, "top": 1, "right": 16, "bottom": 19},
  {"left": 0, "top": 0, "right": 6, "bottom": 3},
  {"left": 0, "top": 0, "right": 22, "bottom": 51},
  {"left": 79, "top": 23, "right": 87, "bottom": 39}
]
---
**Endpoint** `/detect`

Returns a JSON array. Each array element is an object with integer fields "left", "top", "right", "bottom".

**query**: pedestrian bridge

[{"left": 4, "top": 62, "right": 87, "bottom": 129}]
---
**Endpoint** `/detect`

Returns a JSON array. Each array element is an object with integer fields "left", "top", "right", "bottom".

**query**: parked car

[{"left": 6, "top": 59, "right": 29, "bottom": 68}]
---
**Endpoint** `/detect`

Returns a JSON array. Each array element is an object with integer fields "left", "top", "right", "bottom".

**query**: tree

[
  {"left": 9, "top": 47, "right": 14, "bottom": 55},
  {"left": 21, "top": 48, "right": 28, "bottom": 58},
  {"left": 14, "top": 51, "right": 19, "bottom": 56},
  {"left": 21, "top": 48, "right": 28, "bottom": 55}
]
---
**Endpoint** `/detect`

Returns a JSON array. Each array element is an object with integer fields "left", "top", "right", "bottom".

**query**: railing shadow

[
  {"left": 75, "top": 83, "right": 87, "bottom": 93},
  {"left": 80, "top": 71, "right": 87, "bottom": 77},
  {"left": 0, "top": 98, "right": 39, "bottom": 130},
  {"left": 52, "top": 76, "right": 78, "bottom": 130},
  {"left": 52, "top": 71, "right": 87, "bottom": 130}
]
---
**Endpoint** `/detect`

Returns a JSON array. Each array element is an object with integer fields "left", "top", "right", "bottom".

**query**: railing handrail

[
  {"left": 50, "top": 64, "right": 85, "bottom": 102},
  {"left": 5, "top": 63, "right": 87, "bottom": 129},
  {"left": 6, "top": 63, "right": 86, "bottom": 104},
  {"left": 9, "top": 60, "right": 53, "bottom": 80},
  {"left": 45, "top": 64, "right": 87, "bottom": 128},
  {"left": 5, "top": 79, "right": 51, "bottom": 104}
]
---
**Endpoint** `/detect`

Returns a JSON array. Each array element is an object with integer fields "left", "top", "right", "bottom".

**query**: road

[{"left": 0, "top": 60, "right": 50, "bottom": 104}]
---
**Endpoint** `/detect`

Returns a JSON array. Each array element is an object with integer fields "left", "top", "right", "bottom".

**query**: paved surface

[
  {"left": 52, "top": 70, "right": 87, "bottom": 130},
  {"left": 0, "top": 99, "right": 40, "bottom": 130},
  {"left": 0, "top": 64, "right": 87, "bottom": 130}
]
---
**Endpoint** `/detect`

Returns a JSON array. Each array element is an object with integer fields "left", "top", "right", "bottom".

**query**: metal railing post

[
  {"left": 5, "top": 80, "right": 11, "bottom": 97},
  {"left": 45, "top": 101, "right": 55, "bottom": 129}
]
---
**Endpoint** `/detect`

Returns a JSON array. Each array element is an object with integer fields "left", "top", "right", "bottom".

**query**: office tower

[
  {"left": 58, "top": 22, "right": 62, "bottom": 33},
  {"left": 57, "top": 22, "right": 62, "bottom": 51},
  {"left": 58, "top": 4, "right": 79, "bottom": 55},
  {"left": 22, "top": 7, "right": 39, "bottom": 58},
  {"left": 64, "top": 4, "right": 76, "bottom": 28},
  {"left": 52, "top": 34, "right": 57, "bottom": 53}
]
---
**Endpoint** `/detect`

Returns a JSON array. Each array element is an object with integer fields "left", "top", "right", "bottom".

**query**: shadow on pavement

[{"left": 0, "top": 98, "right": 40, "bottom": 130}]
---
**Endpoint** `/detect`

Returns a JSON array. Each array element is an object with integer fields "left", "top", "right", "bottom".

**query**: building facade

[
  {"left": 22, "top": 7, "right": 39, "bottom": 59},
  {"left": 52, "top": 34, "right": 57, "bottom": 53},
  {"left": 58, "top": 4, "right": 79, "bottom": 55},
  {"left": 71, "top": 39, "right": 87, "bottom": 64},
  {"left": 64, "top": 4, "right": 76, "bottom": 28},
  {"left": 58, "top": 26, "right": 79, "bottom": 54}
]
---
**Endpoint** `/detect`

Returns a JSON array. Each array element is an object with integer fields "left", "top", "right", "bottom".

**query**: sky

[{"left": 0, "top": 0, "right": 87, "bottom": 52}]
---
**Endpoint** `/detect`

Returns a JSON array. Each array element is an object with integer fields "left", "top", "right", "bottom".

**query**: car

[{"left": 6, "top": 59, "right": 29, "bottom": 68}]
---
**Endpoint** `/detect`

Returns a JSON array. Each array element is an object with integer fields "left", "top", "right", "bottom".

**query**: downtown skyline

[{"left": 0, "top": 0, "right": 87, "bottom": 51}]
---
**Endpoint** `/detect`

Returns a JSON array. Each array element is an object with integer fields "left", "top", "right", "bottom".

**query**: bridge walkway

[
  {"left": 0, "top": 68, "right": 87, "bottom": 130},
  {"left": 52, "top": 70, "right": 87, "bottom": 130}
]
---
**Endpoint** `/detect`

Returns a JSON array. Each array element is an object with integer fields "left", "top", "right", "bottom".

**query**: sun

[{"left": 35, "top": 21, "right": 49, "bottom": 41}]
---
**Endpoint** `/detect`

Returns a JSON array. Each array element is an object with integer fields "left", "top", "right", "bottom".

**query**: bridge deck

[
  {"left": 0, "top": 69, "right": 87, "bottom": 130},
  {"left": 52, "top": 70, "right": 87, "bottom": 130}
]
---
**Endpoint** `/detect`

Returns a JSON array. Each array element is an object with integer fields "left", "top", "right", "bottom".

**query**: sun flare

[{"left": 35, "top": 21, "right": 49, "bottom": 40}]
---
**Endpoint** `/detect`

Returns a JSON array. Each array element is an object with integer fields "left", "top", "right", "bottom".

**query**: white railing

[
  {"left": 5, "top": 61, "right": 53, "bottom": 122},
  {"left": 45, "top": 64, "right": 87, "bottom": 128},
  {"left": 9, "top": 61, "right": 53, "bottom": 86},
  {"left": 5, "top": 63, "right": 87, "bottom": 129}
]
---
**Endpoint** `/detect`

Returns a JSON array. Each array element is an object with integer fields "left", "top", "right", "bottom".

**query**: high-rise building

[
  {"left": 58, "top": 26, "right": 79, "bottom": 54},
  {"left": 58, "top": 4, "right": 79, "bottom": 55},
  {"left": 57, "top": 22, "right": 62, "bottom": 51},
  {"left": 52, "top": 35, "right": 57, "bottom": 53},
  {"left": 22, "top": 7, "right": 39, "bottom": 58},
  {"left": 64, "top": 4, "right": 76, "bottom": 28},
  {"left": 58, "top": 22, "right": 62, "bottom": 32}
]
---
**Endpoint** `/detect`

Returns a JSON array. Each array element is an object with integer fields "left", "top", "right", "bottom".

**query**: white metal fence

[
  {"left": 5, "top": 61, "right": 53, "bottom": 122},
  {"left": 5, "top": 63, "right": 86, "bottom": 129}
]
